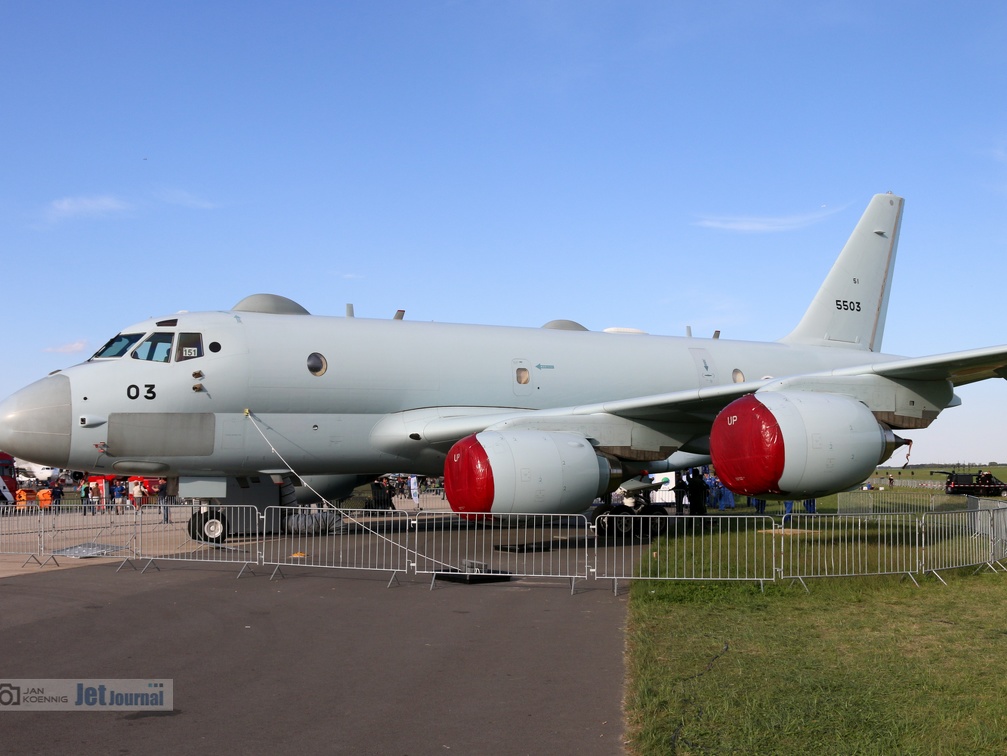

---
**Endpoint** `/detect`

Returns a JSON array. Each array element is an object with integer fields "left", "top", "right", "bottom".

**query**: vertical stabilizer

[{"left": 781, "top": 193, "right": 904, "bottom": 352}]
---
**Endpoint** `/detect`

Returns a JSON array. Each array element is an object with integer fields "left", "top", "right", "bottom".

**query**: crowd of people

[
  {"left": 649, "top": 467, "right": 816, "bottom": 520},
  {"left": 32, "top": 476, "right": 171, "bottom": 516}
]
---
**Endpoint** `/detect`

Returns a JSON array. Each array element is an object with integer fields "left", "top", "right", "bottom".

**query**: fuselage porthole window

[
  {"left": 176, "top": 333, "right": 204, "bottom": 362},
  {"left": 209, "top": 342, "right": 222, "bottom": 353},
  {"left": 307, "top": 353, "right": 328, "bottom": 377},
  {"left": 132, "top": 332, "right": 174, "bottom": 363},
  {"left": 91, "top": 333, "right": 144, "bottom": 360}
]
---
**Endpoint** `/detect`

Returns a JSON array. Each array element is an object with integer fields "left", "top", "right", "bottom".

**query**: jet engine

[
  {"left": 444, "top": 430, "right": 621, "bottom": 514},
  {"left": 709, "top": 392, "right": 905, "bottom": 499}
]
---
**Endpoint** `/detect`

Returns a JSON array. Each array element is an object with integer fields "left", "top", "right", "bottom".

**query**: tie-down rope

[{"left": 243, "top": 409, "right": 455, "bottom": 570}]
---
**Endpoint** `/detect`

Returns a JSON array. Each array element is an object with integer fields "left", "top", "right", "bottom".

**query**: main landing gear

[
  {"left": 591, "top": 500, "right": 668, "bottom": 539},
  {"left": 188, "top": 506, "right": 227, "bottom": 544}
]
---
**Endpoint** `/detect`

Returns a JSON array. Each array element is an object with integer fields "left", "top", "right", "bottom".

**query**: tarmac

[{"left": 0, "top": 555, "right": 628, "bottom": 755}]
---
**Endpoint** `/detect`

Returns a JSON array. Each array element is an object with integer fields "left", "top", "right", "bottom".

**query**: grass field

[{"left": 625, "top": 570, "right": 1007, "bottom": 754}]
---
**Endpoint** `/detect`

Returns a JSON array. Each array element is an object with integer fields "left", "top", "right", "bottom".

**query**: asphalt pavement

[{"left": 0, "top": 560, "right": 628, "bottom": 755}]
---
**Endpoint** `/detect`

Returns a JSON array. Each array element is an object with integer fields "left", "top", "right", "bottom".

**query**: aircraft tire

[
  {"left": 189, "top": 510, "right": 227, "bottom": 544},
  {"left": 187, "top": 512, "right": 205, "bottom": 541},
  {"left": 610, "top": 504, "right": 643, "bottom": 540},
  {"left": 201, "top": 509, "right": 227, "bottom": 543},
  {"left": 591, "top": 502, "right": 615, "bottom": 537},
  {"left": 641, "top": 504, "right": 669, "bottom": 536}
]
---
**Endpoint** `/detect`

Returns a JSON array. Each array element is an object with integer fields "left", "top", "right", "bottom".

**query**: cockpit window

[
  {"left": 92, "top": 333, "right": 144, "bottom": 359},
  {"left": 175, "top": 333, "right": 204, "bottom": 362},
  {"left": 131, "top": 332, "right": 174, "bottom": 363}
]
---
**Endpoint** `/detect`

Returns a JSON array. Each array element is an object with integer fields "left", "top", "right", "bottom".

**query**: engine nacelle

[
  {"left": 710, "top": 392, "right": 903, "bottom": 499},
  {"left": 444, "top": 430, "right": 619, "bottom": 514}
]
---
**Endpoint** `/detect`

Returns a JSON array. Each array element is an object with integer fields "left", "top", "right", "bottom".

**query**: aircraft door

[
  {"left": 689, "top": 348, "right": 717, "bottom": 386},
  {"left": 512, "top": 358, "right": 535, "bottom": 397}
]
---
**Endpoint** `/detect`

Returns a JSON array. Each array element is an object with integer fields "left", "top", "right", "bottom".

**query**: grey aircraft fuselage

[
  {"left": 36, "top": 313, "right": 906, "bottom": 480},
  {"left": 3, "top": 192, "right": 1007, "bottom": 514}
]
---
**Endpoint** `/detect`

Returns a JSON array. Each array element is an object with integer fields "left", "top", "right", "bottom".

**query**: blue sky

[{"left": 3, "top": 2, "right": 1006, "bottom": 464}]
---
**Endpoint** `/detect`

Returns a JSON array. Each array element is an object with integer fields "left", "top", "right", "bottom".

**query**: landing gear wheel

[
  {"left": 188, "top": 512, "right": 205, "bottom": 541},
  {"left": 610, "top": 504, "right": 643, "bottom": 540},
  {"left": 591, "top": 502, "right": 615, "bottom": 537},
  {"left": 189, "top": 509, "right": 227, "bottom": 544},
  {"left": 641, "top": 504, "right": 669, "bottom": 536}
]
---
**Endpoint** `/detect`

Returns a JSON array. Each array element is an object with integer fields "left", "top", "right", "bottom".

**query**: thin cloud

[
  {"left": 694, "top": 204, "right": 846, "bottom": 233},
  {"left": 46, "top": 195, "right": 130, "bottom": 222},
  {"left": 44, "top": 340, "right": 88, "bottom": 354},
  {"left": 157, "top": 188, "right": 219, "bottom": 210}
]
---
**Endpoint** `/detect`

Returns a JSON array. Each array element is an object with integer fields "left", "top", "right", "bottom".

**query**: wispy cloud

[
  {"left": 46, "top": 195, "right": 130, "bottom": 222},
  {"left": 157, "top": 188, "right": 218, "bottom": 209},
  {"left": 694, "top": 204, "right": 846, "bottom": 233},
  {"left": 44, "top": 340, "right": 87, "bottom": 354}
]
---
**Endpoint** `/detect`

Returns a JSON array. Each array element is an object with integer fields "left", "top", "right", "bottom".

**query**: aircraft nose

[{"left": 0, "top": 374, "right": 72, "bottom": 466}]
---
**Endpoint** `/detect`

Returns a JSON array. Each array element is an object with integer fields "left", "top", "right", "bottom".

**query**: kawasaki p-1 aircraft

[{"left": 3, "top": 193, "right": 1007, "bottom": 525}]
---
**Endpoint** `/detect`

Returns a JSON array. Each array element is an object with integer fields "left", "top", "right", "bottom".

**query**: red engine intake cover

[
  {"left": 443, "top": 434, "right": 495, "bottom": 513},
  {"left": 710, "top": 394, "right": 785, "bottom": 496}
]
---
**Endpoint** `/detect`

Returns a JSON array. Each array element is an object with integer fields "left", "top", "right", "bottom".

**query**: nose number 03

[{"left": 126, "top": 384, "right": 157, "bottom": 400}]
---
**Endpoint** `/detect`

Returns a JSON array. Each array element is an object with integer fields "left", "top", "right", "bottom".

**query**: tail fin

[{"left": 781, "top": 192, "right": 904, "bottom": 352}]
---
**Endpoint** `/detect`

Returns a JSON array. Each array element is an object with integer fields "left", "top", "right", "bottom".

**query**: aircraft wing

[
  {"left": 416, "top": 379, "right": 771, "bottom": 445},
  {"left": 417, "top": 345, "right": 1007, "bottom": 452},
  {"left": 834, "top": 345, "right": 1007, "bottom": 386}
]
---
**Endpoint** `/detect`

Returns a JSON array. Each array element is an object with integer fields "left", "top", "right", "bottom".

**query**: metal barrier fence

[
  {"left": 413, "top": 513, "right": 592, "bottom": 590},
  {"left": 919, "top": 509, "right": 996, "bottom": 581},
  {"left": 864, "top": 476, "right": 945, "bottom": 491},
  {"left": 262, "top": 507, "right": 412, "bottom": 580},
  {"left": 976, "top": 498, "right": 1007, "bottom": 564},
  {"left": 8, "top": 504, "right": 1007, "bottom": 588},
  {"left": 0, "top": 505, "right": 45, "bottom": 564},
  {"left": 130, "top": 503, "right": 263, "bottom": 574},
  {"left": 42, "top": 507, "right": 139, "bottom": 563},
  {"left": 596, "top": 515, "right": 776, "bottom": 587},
  {"left": 837, "top": 490, "right": 966, "bottom": 514},
  {"left": 780, "top": 513, "right": 920, "bottom": 583}
]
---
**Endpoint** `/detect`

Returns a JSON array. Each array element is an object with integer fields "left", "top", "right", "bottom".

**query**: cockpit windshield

[
  {"left": 132, "top": 332, "right": 174, "bottom": 363},
  {"left": 91, "top": 333, "right": 144, "bottom": 359}
]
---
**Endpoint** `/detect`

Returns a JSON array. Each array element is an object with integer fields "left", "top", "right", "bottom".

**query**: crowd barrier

[
  {"left": 0, "top": 504, "right": 44, "bottom": 564},
  {"left": 263, "top": 508, "right": 412, "bottom": 581},
  {"left": 412, "top": 512, "right": 591, "bottom": 590},
  {"left": 919, "top": 509, "right": 996, "bottom": 582},
  {"left": 5, "top": 503, "right": 1007, "bottom": 589},
  {"left": 837, "top": 490, "right": 965, "bottom": 514},
  {"left": 597, "top": 515, "right": 776, "bottom": 589},
  {"left": 780, "top": 513, "right": 920, "bottom": 583},
  {"left": 43, "top": 507, "right": 139, "bottom": 563},
  {"left": 129, "top": 503, "right": 263, "bottom": 575},
  {"left": 864, "top": 476, "right": 946, "bottom": 491}
]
